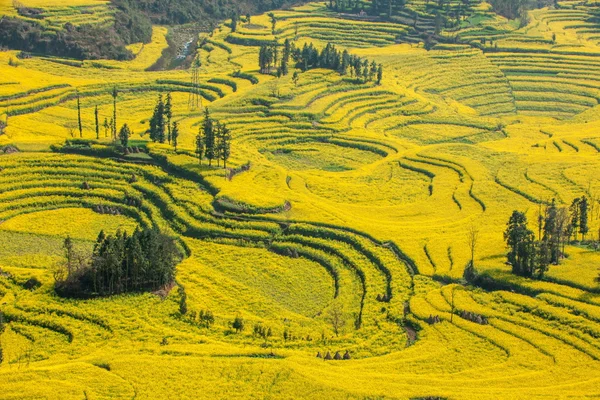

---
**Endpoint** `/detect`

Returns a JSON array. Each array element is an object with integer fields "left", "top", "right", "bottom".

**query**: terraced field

[
  {"left": 1, "top": 0, "right": 115, "bottom": 29},
  {"left": 1, "top": 0, "right": 600, "bottom": 399}
]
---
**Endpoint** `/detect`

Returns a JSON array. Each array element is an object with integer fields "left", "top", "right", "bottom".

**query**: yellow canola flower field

[{"left": 2, "top": 1, "right": 600, "bottom": 399}]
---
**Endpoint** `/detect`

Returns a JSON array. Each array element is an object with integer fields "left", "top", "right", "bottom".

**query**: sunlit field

[{"left": 1, "top": 0, "right": 600, "bottom": 398}]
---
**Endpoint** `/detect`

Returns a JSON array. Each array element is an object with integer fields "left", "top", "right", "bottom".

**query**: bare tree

[
  {"left": 65, "top": 122, "right": 78, "bottom": 138},
  {"left": 467, "top": 222, "right": 480, "bottom": 268},
  {"left": 327, "top": 302, "right": 346, "bottom": 337}
]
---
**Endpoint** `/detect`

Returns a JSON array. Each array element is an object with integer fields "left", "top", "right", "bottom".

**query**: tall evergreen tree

[
  {"left": 94, "top": 105, "right": 99, "bottom": 140},
  {"left": 219, "top": 123, "right": 231, "bottom": 168},
  {"left": 203, "top": 107, "right": 215, "bottom": 166},
  {"left": 214, "top": 121, "right": 223, "bottom": 167},
  {"left": 103, "top": 117, "right": 109, "bottom": 138},
  {"left": 340, "top": 50, "right": 349, "bottom": 75},
  {"left": 534, "top": 239, "right": 550, "bottom": 279},
  {"left": 76, "top": 90, "right": 82, "bottom": 138},
  {"left": 570, "top": 198, "right": 581, "bottom": 241},
  {"left": 195, "top": 126, "right": 205, "bottom": 165},
  {"left": 543, "top": 199, "right": 561, "bottom": 264},
  {"left": 362, "top": 59, "right": 369, "bottom": 82},
  {"left": 504, "top": 210, "right": 535, "bottom": 277},
  {"left": 171, "top": 121, "right": 179, "bottom": 151},
  {"left": 149, "top": 94, "right": 166, "bottom": 143},
  {"left": 377, "top": 64, "right": 383, "bottom": 85},
  {"left": 111, "top": 86, "right": 118, "bottom": 141},
  {"left": 119, "top": 124, "right": 130, "bottom": 148},
  {"left": 231, "top": 12, "right": 238, "bottom": 32},
  {"left": 280, "top": 38, "right": 292, "bottom": 76},
  {"left": 370, "top": 61, "right": 378, "bottom": 81},
  {"left": 269, "top": 12, "right": 277, "bottom": 33},
  {"left": 580, "top": 196, "right": 589, "bottom": 240},
  {"left": 165, "top": 92, "right": 173, "bottom": 144}
]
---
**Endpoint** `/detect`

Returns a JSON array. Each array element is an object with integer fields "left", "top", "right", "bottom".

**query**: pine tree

[
  {"left": 111, "top": 86, "right": 118, "bottom": 140},
  {"left": 94, "top": 105, "right": 99, "bottom": 140},
  {"left": 119, "top": 124, "right": 130, "bottom": 148},
  {"left": 231, "top": 12, "right": 238, "bottom": 33},
  {"left": 543, "top": 199, "right": 560, "bottom": 263},
  {"left": 203, "top": 107, "right": 215, "bottom": 166},
  {"left": 269, "top": 12, "right": 277, "bottom": 34},
  {"left": 179, "top": 287, "right": 188, "bottom": 315},
  {"left": 353, "top": 57, "right": 361, "bottom": 78},
  {"left": 504, "top": 211, "right": 536, "bottom": 277},
  {"left": 76, "top": 90, "right": 82, "bottom": 138},
  {"left": 195, "top": 126, "right": 204, "bottom": 165},
  {"left": 149, "top": 103, "right": 158, "bottom": 142},
  {"left": 259, "top": 45, "right": 265, "bottom": 73},
  {"left": 149, "top": 95, "right": 165, "bottom": 143},
  {"left": 534, "top": 239, "right": 550, "bottom": 279},
  {"left": 370, "top": 61, "right": 378, "bottom": 81},
  {"left": 580, "top": 196, "right": 589, "bottom": 240},
  {"left": 220, "top": 123, "right": 231, "bottom": 168},
  {"left": 570, "top": 198, "right": 581, "bottom": 241},
  {"left": 214, "top": 121, "right": 223, "bottom": 167},
  {"left": 281, "top": 38, "right": 291, "bottom": 76},
  {"left": 232, "top": 315, "right": 244, "bottom": 333},
  {"left": 171, "top": 121, "right": 179, "bottom": 151},
  {"left": 157, "top": 95, "right": 165, "bottom": 143},
  {"left": 377, "top": 64, "right": 383, "bottom": 85},
  {"left": 103, "top": 117, "right": 109, "bottom": 138},
  {"left": 292, "top": 71, "right": 299, "bottom": 86},
  {"left": 340, "top": 50, "right": 349, "bottom": 75},
  {"left": 165, "top": 92, "right": 173, "bottom": 144}
]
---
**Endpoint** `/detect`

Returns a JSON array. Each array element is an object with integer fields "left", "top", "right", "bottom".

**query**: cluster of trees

[
  {"left": 119, "top": 124, "right": 132, "bottom": 148},
  {"left": 488, "top": 0, "right": 529, "bottom": 20},
  {"left": 195, "top": 108, "right": 232, "bottom": 167},
  {"left": 253, "top": 323, "right": 273, "bottom": 343},
  {"left": 369, "top": 0, "right": 406, "bottom": 17},
  {"left": 293, "top": 42, "right": 383, "bottom": 83},
  {"left": 73, "top": 86, "right": 136, "bottom": 153},
  {"left": 55, "top": 228, "right": 181, "bottom": 297},
  {"left": 259, "top": 40, "right": 383, "bottom": 84},
  {"left": 1, "top": 0, "right": 309, "bottom": 60},
  {"left": 149, "top": 93, "right": 179, "bottom": 148},
  {"left": 504, "top": 197, "right": 591, "bottom": 279},
  {"left": 258, "top": 38, "right": 292, "bottom": 75},
  {"left": 73, "top": 86, "right": 128, "bottom": 145},
  {"left": 113, "top": 0, "right": 303, "bottom": 26},
  {"left": 327, "top": 0, "right": 406, "bottom": 18},
  {"left": 0, "top": 2, "right": 151, "bottom": 60},
  {"left": 187, "top": 309, "right": 215, "bottom": 328}
]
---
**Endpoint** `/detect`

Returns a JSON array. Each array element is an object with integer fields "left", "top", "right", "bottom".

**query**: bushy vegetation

[
  {"left": 0, "top": 17, "right": 139, "bottom": 60},
  {"left": 55, "top": 228, "right": 181, "bottom": 297}
]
